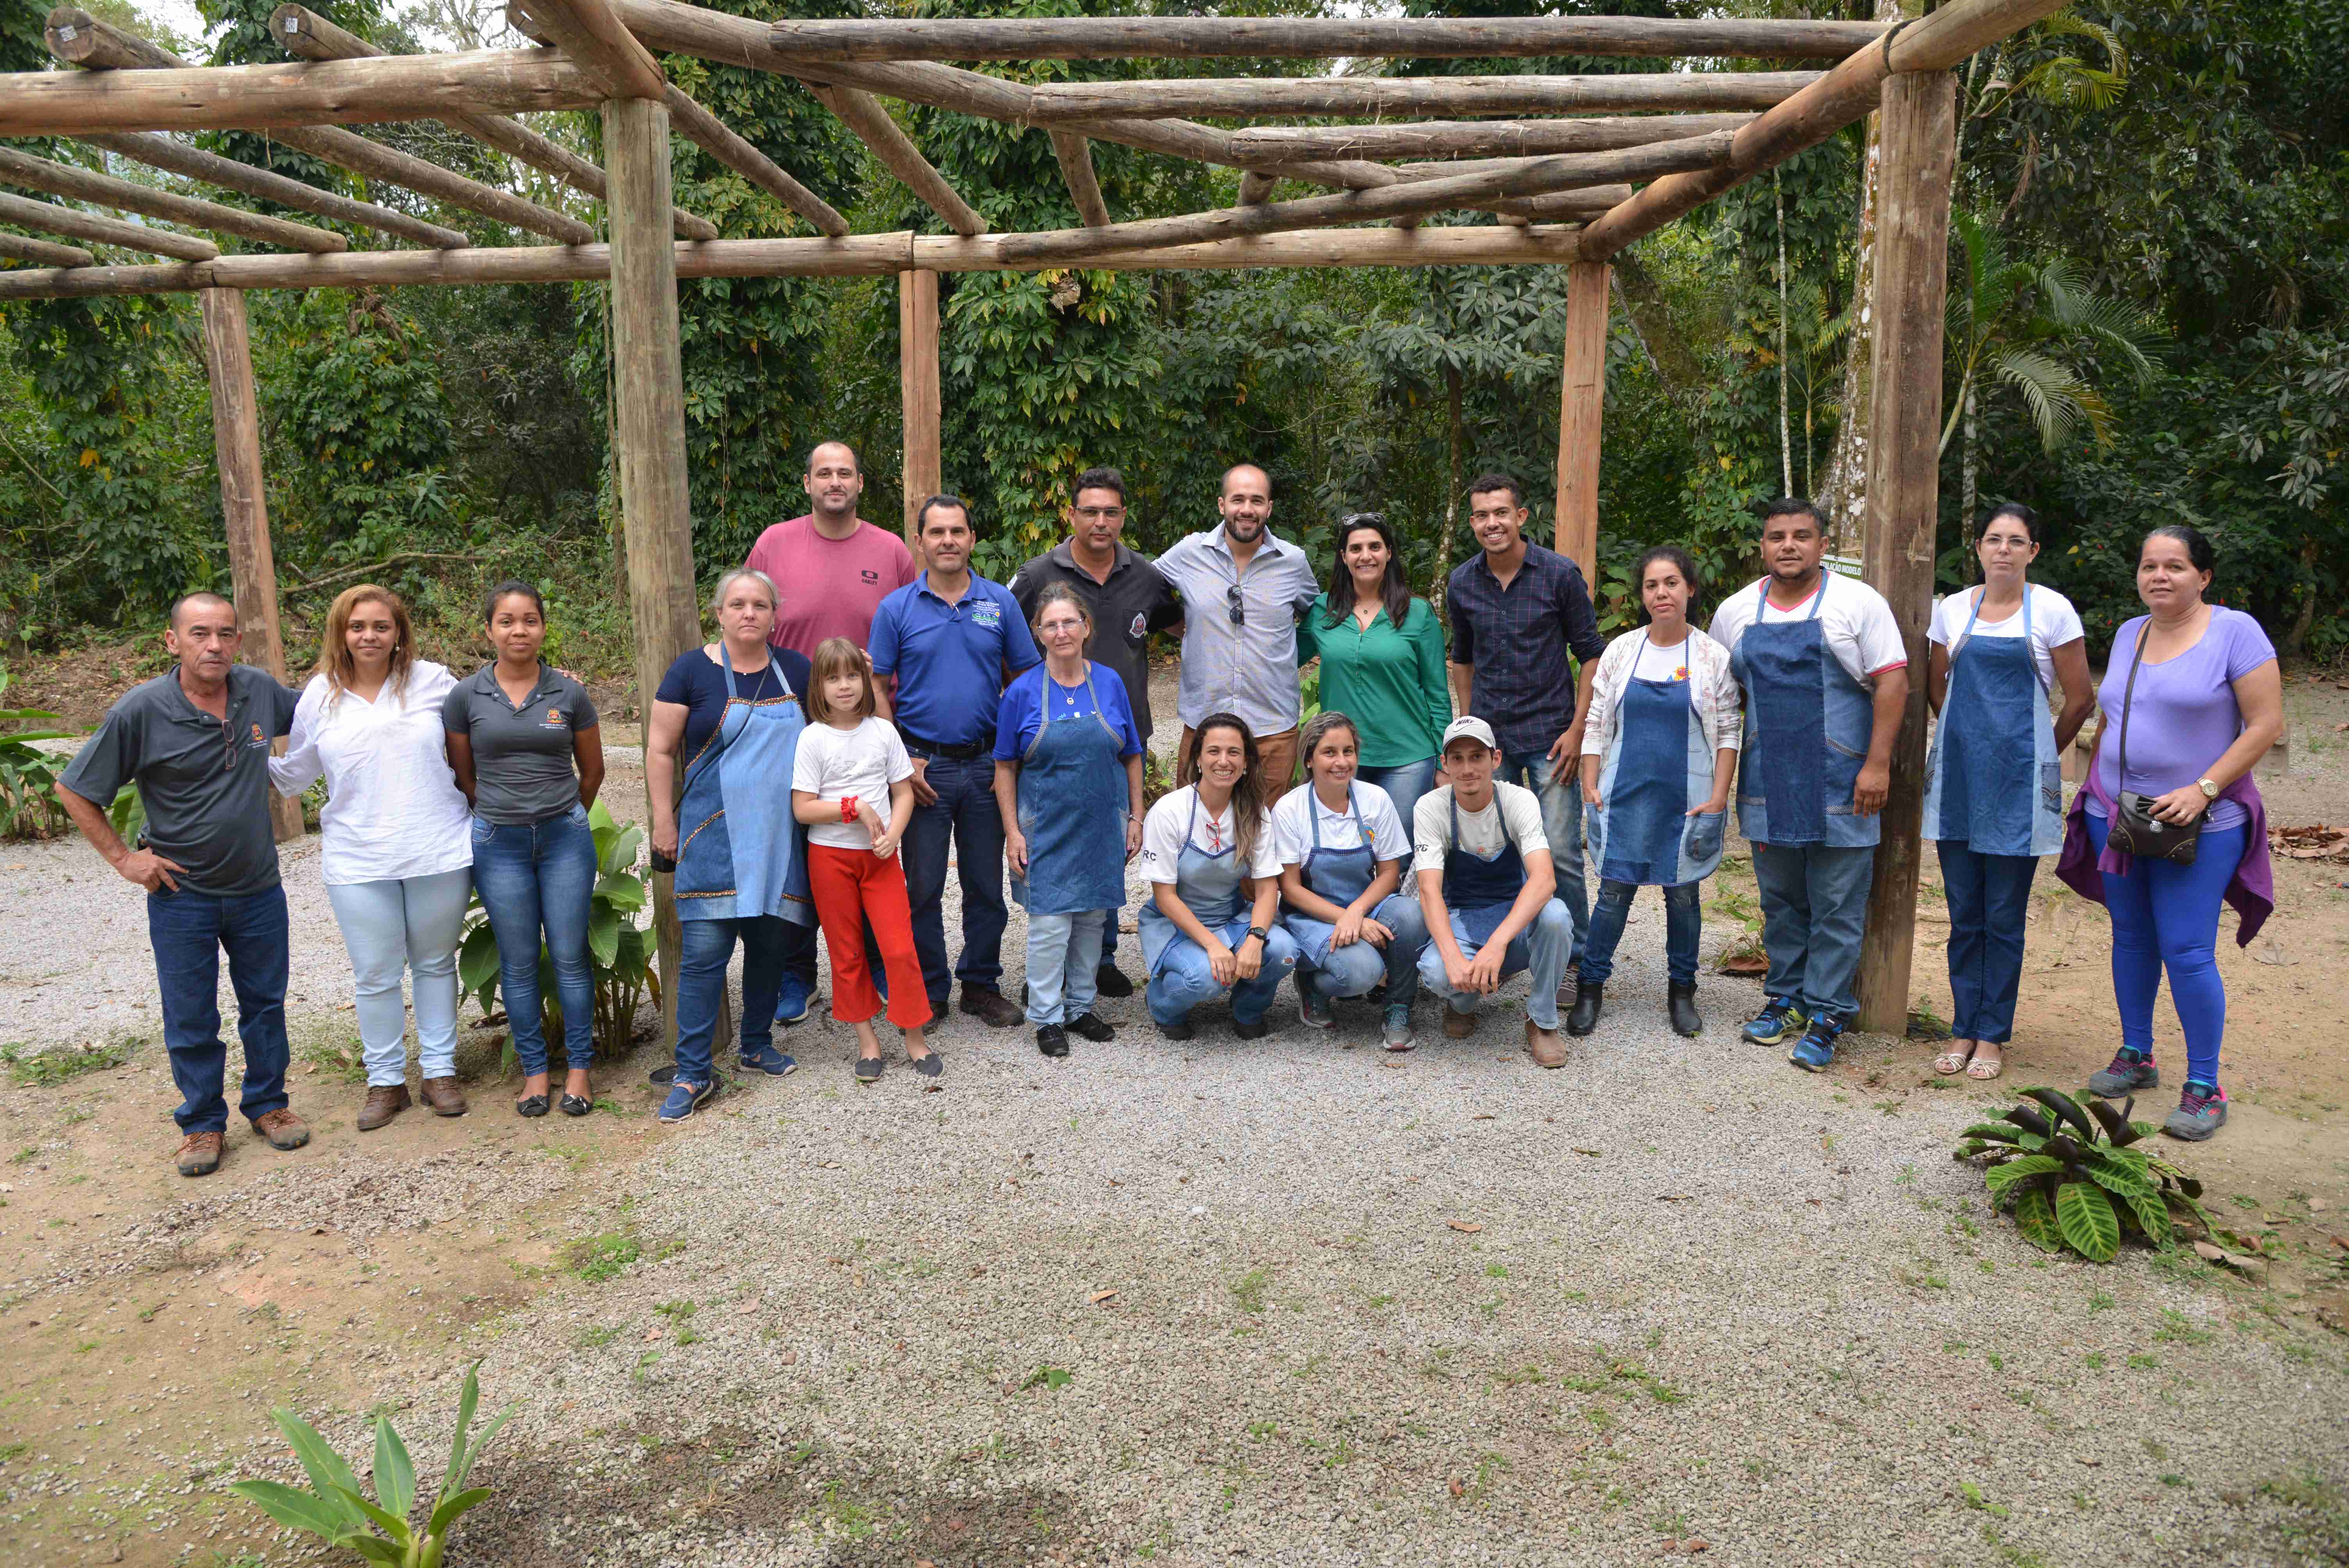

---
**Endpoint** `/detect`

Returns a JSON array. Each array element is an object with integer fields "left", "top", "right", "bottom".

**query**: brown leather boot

[
  {"left": 356, "top": 1085, "right": 410, "bottom": 1131},
  {"left": 1524, "top": 1018, "right": 1568, "bottom": 1070},
  {"left": 1443, "top": 1006, "right": 1478, "bottom": 1039},
  {"left": 175, "top": 1130, "right": 223, "bottom": 1178},
  {"left": 251, "top": 1107, "right": 312, "bottom": 1149},
  {"left": 419, "top": 1077, "right": 469, "bottom": 1117}
]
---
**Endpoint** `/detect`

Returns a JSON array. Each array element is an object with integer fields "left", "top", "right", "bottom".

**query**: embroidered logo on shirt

[
  {"left": 542, "top": 707, "right": 566, "bottom": 728},
  {"left": 971, "top": 601, "right": 1003, "bottom": 628},
  {"left": 1129, "top": 612, "right": 1147, "bottom": 640},
  {"left": 247, "top": 722, "right": 266, "bottom": 747}
]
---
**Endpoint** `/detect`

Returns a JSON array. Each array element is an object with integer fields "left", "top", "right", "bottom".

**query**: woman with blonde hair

[{"left": 272, "top": 584, "right": 474, "bottom": 1128}]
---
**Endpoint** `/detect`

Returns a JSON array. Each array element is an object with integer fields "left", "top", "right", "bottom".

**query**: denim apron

[
  {"left": 1586, "top": 639, "right": 1727, "bottom": 887},
  {"left": 1138, "top": 791, "right": 1251, "bottom": 977},
  {"left": 1729, "top": 578, "right": 1881, "bottom": 848},
  {"left": 1012, "top": 662, "right": 1130, "bottom": 916},
  {"left": 1920, "top": 587, "right": 2064, "bottom": 857},
  {"left": 1282, "top": 785, "right": 1380, "bottom": 968},
  {"left": 673, "top": 645, "right": 813, "bottom": 926},
  {"left": 1443, "top": 794, "right": 1527, "bottom": 946}
]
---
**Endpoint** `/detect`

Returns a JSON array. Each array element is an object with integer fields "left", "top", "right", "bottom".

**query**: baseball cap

[{"left": 1440, "top": 716, "right": 1497, "bottom": 752}]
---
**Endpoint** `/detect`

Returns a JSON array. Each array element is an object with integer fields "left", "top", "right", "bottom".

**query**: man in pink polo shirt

[{"left": 744, "top": 441, "right": 919, "bottom": 658}]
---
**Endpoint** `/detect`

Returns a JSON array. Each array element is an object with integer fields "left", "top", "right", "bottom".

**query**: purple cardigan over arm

[{"left": 2055, "top": 747, "right": 2274, "bottom": 946}]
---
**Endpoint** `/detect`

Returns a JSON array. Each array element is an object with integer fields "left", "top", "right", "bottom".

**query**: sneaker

[
  {"left": 959, "top": 987, "right": 1025, "bottom": 1028},
  {"left": 175, "top": 1130, "right": 223, "bottom": 1178},
  {"left": 2087, "top": 1050, "right": 2159, "bottom": 1098},
  {"left": 657, "top": 1079, "right": 716, "bottom": 1123},
  {"left": 1157, "top": 1017, "right": 1195, "bottom": 1041},
  {"left": 1094, "top": 963, "right": 1135, "bottom": 999},
  {"left": 737, "top": 1044, "right": 798, "bottom": 1077},
  {"left": 1068, "top": 1012, "right": 1115, "bottom": 1043},
  {"left": 1036, "top": 1025, "right": 1069, "bottom": 1058},
  {"left": 1233, "top": 1017, "right": 1271, "bottom": 1041},
  {"left": 1740, "top": 996, "right": 1807, "bottom": 1047},
  {"left": 1298, "top": 977, "right": 1334, "bottom": 1030},
  {"left": 2163, "top": 1082, "right": 2228, "bottom": 1141},
  {"left": 250, "top": 1108, "right": 311, "bottom": 1150},
  {"left": 1382, "top": 1003, "right": 1415, "bottom": 1052},
  {"left": 773, "top": 974, "right": 811, "bottom": 1026},
  {"left": 1788, "top": 1015, "right": 1844, "bottom": 1073}
]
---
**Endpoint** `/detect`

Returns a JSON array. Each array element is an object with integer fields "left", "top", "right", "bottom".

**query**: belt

[{"left": 896, "top": 725, "right": 993, "bottom": 761}]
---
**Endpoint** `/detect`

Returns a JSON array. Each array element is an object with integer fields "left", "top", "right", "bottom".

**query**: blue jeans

[
  {"left": 674, "top": 914, "right": 798, "bottom": 1085},
  {"left": 1147, "top": 918, "right": 1300, "bottom": 1027},
  {"left": 902, "top": 752, "right": 1009, "bottom": 1007},
  {"left": 1936, "top": 841, "right": 2038, "bottom": 1044},
  {"left": 1498, "top": 748, "right": 1588, "bottom": 964},
  {"left": 1578, "top": 878, "right": 1702, "bottom": 989},
  {"left": 324, "top": 868, "right": 472, "bottom": 1086},
  {"left": 1286, "top": 891, "right": 1427, "bottom": 1004},
  {"left": 1417, "top": 898, "right": 1573, "bottom": 1030},
  {"left": 1752, "top": 841, "right": 1876, "bottom": 1023},
  {"left": 1027, "top": 909, "right": 1107, "bottom": 1026},
  {"left": 471, "top": 806, "right": 598, "bottom": 1076},
  {"left": 2089, "top": 813, "right": 2243, "bottom": 1087},
  {"left": 1358, "top": 757, "right": 1439, "bottom": 836},
  {"left": 147, "top": 884, "right": 291, "bottom": 1134}
]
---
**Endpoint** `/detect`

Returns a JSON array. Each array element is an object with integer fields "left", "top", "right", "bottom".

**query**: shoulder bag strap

[{"left": 2115, "top": 618, "right": 2151, "bottom": 796}]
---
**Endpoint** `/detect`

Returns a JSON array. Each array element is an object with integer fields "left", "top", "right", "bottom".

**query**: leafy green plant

[
  {"left": 229, "top": 1360, "right": 513, "bottom": 1567},
  {"left": 0, "top": 666, "right": 75, "bottom": 840},
  {"left": 1953, "top": 1087, "right": 2211, "bottom": 1261},
  {"left": 458, "top": 799, "right": 656, "bottom": 1065},
  {"left": 1705, "top": 881, "right": 1766, "bottom": 975},
  {"left": 1, "top": 1037, "right": 132, "bottom": 1087}
]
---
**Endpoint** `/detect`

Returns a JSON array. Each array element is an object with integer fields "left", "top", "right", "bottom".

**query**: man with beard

[{"left": 1154, "top": 462, "right": 1319, "bottom": 802}]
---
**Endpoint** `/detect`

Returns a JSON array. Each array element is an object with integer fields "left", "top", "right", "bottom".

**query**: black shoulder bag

[{"left": 2105, "top": 619, "right": 2203, "bottom": 867}]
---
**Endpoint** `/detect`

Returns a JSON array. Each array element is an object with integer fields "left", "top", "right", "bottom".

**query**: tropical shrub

[
  {"left": 0, "top": 667, "right": 73, "bottom": 839},
  {"left": 1953, "top": 1086, "right": 2210, "bottom": 1262}
]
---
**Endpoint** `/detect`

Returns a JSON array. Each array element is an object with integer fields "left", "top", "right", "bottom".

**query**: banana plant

[
  {"left": 229, "top": 1361, "right": 513, "bottom": 1567},
  {"left": 1953, "top": 1086, "right": 2211, "bottom": 1262}
]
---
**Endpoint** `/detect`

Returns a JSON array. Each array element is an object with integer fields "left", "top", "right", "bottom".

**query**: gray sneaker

[
  {"left": 1298, "top": 977, "right": 1334, "bottom": 1030},
  {"left": 1382, "top": 1003, "right": 1414, "bottom": 1052},
  {"left": 2087, "top": 1051, "right": 2159, "bottom": 1098},
  {"left": 2162, "top": 1083, "right": 2228, "bottom": 1141}
]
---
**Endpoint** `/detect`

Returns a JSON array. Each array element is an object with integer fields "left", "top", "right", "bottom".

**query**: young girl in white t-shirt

[{"left": 789, "top": 637, "right": 939, "bottom": 1083}]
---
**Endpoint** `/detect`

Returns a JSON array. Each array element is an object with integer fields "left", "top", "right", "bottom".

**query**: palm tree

[{"left": 1941, "top": 208, "right": 2164, "bottom": 523}]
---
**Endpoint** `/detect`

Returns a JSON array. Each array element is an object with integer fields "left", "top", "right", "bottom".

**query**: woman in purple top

[{"left": 2069, "top": 526, "right": 2282, "bottom": 1140}]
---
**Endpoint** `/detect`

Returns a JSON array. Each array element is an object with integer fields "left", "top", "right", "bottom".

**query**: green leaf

[
  {"left": 2011, "top": 1185, "right": 2064, "bottom": 1252},
  {"left": 588, "top": 904, "right": 620, "bottom": 969},
  {"left": 1984, "top": 1154, "right": 2062, "bottom": 1196},
  {"left": 374, "top": 1416, "right": 415, "bottom": 1525},
  {"left": 2055, "top": 1181, "right": 2121, "bottom": 1261},
  {"left": 227, "top": 1479, "right": 349, "bottom": 1541},
  {"left": 426, "top": 1486, "right": 492, "bottom": 1536},
  {"left": 447, "top": 1363, "right": 481, "bottom": 1485},
  {"left": 1958, "top": 1123, "right": 2025, "bottom": 1145},
  {"left": 334, "top": 1484, "right": 415, "bottom": 1546},
  {"left": 270, "top": 1409, "right": 367, "bottom": 1528},
  {"left": 2077, "top": 1151, "right": 2156, "bottom": 1201},
  {"left": 338, "top": 1532, "right": 406, "bottom": 1566},
  {"left": 449, "top": 1404, "right": 517, "bottom": 1495},
  {"left": 2123, "top": 1187, "right": 2172, "bottom": 1245},
  {"left": 459, "top": 921, "right": 502, "bottom": 999},
  {"left": 597, "top": 870, "right": 647, "bottom": 913}
]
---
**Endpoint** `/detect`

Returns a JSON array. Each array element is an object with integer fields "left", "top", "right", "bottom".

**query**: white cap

[{"left": 1441, "top": 716, "right": 1497, "bottom": 752}]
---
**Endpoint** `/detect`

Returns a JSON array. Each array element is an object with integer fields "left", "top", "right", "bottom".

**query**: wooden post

[
  {"left": 196, "top": 287, "right": 304, "bottom": 845},
  {"left": 1555, "top": 258, "right": 1609, "bottom": 581},
  {"left": 1854, "top": 69, "right": 1957, "bottom": 1037},
  {"left": 898, "top": 268, "right": 941, "bottom": 547},
  {"left": 604, "top": 95, "right": 703, "bottom": 1055}
]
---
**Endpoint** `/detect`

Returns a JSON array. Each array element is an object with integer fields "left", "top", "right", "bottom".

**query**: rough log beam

[
  {"left": 0, "top": 188, "right": 218, "bottom": 260},
  {"left": 1579, "top": 0, "right": 2079, "bottom": 260},
  {"left": 1049, "top": 130, "right": 1110, "bottom": 228},
  {"left": 764, "top": 15, "right": 1888, "bottom": 61},
  {"left": 0, "top": 224, "right": 1586, "bottom": 298},
  {"left": 1236, "top": 171, "right": 1276, "bottom": 206},
  {"left": 272, "top": 4, "right": 714, "bottom": 242},
  {"left": 1030, "top": 71, "right": 1820, "bottom": 123},
  {"left": 0, "top": 145, "right": 345, "bottom": 254},
  {"left": 1230, "top": 114, "right": 1754, "bottom": 166},
  {"left": 661, "top": 87, "right": 851, "bottom": 237},
  {"left": 508, "top": 0, "right": 665, "bottom": 99},
  {"left": 809, "top": 82, "right": 986, "bottom": 237},
  {"left": 0, "top": 232, "right": 97, "bottom": 267},
  {"left": 79, "top": 132, "right": 470, "bottom": 249}
]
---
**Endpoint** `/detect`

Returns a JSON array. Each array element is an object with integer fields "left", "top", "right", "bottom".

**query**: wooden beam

[
  {"left": 810, "top": 82, "right": 986, "bottom": 237},
  {"left": 269, "top": 126, "right": 597, "bottom": 245},
  {"left": 0, "top": 231, "right": 96, "bottom": 267},
  {"left": 0, "top": 189, "right": 217, "bottom": 260},
  {"left": 1853, "top": 70, "right": 1957, "bottom": 1038},
  {"left": 45, "top": 7, "right": 178, "bottom": 70},
  {"left": 1236, "top": 171, "right": 1277, "bottom": 206},
  {"left": 80, "top": 132, "right": 471, "bottom": 249},
  {"left": 1026, "top": 72, "right": 1820, "bottom": 124},
  {"left": 1230, "top": 114, "right": 1754, "bottom": 166},
  {"left": 898, "top": 269, "right": 941, "bottom": 545},
  {"left": 603, "top": 94, "right": 701, "bottom": 1052},
  {"left": 763, "top": 15, "right": 1889, "bottom": 62},
  {"left": 1049, "top": 130, "right": 1110, "bottom": 228},
  {"left": 1489, "top": 187, "right": 1629, "bottom": 222},
  {"left": 989, "top": 135, "right": 1728, "bottom": 265},
  {"left": 196, "top": 286, "right": 305, "bottom": 843},
  {"left": 271, "top": 4, "right": 715, "bottom": 242},
  {"left": 661, "top": 86, "right": 850, "bottom": 237},
  {"left": 0, "top": 145, "right": 345, "bottom": 254},
  {"left": 1555, "top": 261, "right": 1609, "bottom": 582},
  {"left": 507, "top": 0, "right": 665, "bottom": 99}
]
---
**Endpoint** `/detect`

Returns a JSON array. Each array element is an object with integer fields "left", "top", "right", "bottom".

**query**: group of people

[{"left": 55, "top": 440, "right": 2282, "bottom": 1180}]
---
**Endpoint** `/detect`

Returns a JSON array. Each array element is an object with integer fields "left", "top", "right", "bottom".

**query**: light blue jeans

[
  {"left": 1027, "top": 909, "right": 1107, "bottom": 1026},
  {"left": 1417, "top": 898, "right": 1573, "bottom": 1030},
  {"left": 1752, "top": 841, "right": 1876, "bottom": 1024},
  {"left": 1285, "top": 891, "right": 1428, "bottom": 1004},
  {"left": 1358, "top": 757, "right": 1439, "bottom": 836},
  {"left": 1498, "top": 748, "right": 1589, "bottom": 964},
  {"left": 471, "top": 805, "right": 599, "bottom": 1076},
  {"left": 1147, "top": 917, "right": 1300, "bottom": 1028},
  {"left": 324, "top": 866, "right": 472, "bottom": 1087}
]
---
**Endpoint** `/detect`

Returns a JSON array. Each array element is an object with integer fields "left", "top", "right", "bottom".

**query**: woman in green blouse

[{"left": 1297, "top": 513, "right": 1453, "bottom": 825}]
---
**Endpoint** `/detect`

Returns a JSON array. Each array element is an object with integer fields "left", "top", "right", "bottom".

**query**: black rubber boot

[
  {"left": 1668, "top": 981, "right": 1702, "bottom": 1038},
  {"left": 1566, "top": 982, "right": 1604, "bottom": 1037}
]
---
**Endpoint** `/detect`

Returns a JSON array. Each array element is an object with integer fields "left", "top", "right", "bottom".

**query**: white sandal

[
  {"left": 1965, "top": 1046, "right": 2005, "bottom": 1081},
  {"left": 1934, "top": 1042, "right": 1973, "bottom": 1075}
]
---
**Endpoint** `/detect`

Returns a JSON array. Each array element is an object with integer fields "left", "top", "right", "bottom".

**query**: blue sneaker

[
  {"left": 1740, "top": 996, "right": 1806, "bottom": 1046},
  {"left": 773, "top": 974, "right": 811, "bottom": 1026},
  {"left": 656, "top": 1078, "right": 717, "bottom": 1123},
  {"left": 737, "top": 1044, "right": 797, "bottom": 1077},
  {"left": 1788, "top": 1015, "right": 1844, "bottom": 1073}
]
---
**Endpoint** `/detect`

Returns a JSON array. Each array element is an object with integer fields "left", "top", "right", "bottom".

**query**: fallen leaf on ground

[
  {"left": 1089, "top": 1288, "right": 1119, "bottom": 1304},
  {"left": 737, "top": 1297, "right": 761, "bottom": 1315},
  {"left": 1685, "top": 1541, "right": 1710, "bottom": 1554},
  {"left": 1572, "top": 1147, "right": 1602, "bottom": 1157},
  {"left": 1472, "top": 1114, "right": 1495, "bottom": 1121},
  {"left": 1447, "top": 1221, "right": 1484, "bottom": 1233},
  {"left": 1448, "top": 1477, "right": 1465, "bottom": 1497}
]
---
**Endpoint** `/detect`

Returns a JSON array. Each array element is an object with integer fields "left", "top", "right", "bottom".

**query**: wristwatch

[
  {"left": 1245, "top": 925, "right": 1270, "bottom": 944},
  {"left": 2196, "top": 777, "right": 2219, "bottom": 800}
]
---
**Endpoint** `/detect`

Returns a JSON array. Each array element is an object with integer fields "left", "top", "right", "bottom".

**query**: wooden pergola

[{"left": 1, "top": 0, "right": 2075, "bottom": 1037}]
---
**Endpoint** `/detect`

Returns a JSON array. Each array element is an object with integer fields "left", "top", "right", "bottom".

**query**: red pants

[{"left": 807, "top": 845, "right": 933, "bottom": 1029}]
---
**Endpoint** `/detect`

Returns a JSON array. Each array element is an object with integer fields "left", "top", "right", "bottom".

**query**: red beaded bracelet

[{"left": 841, "top": 795, "right": 859, "bottom": 823}]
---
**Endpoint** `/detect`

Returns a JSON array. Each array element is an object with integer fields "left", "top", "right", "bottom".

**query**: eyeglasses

[
  {"left": 1226, "top": 584, "right": 1246, "bottom": 627},
  {"left": 1073, "top": 506, "right": 1125, "bottom": 522}
]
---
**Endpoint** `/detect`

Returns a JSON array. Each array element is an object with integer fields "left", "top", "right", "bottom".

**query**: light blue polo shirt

[{"left": 868, "top": 571, "right": 1041, "bottom": 747}]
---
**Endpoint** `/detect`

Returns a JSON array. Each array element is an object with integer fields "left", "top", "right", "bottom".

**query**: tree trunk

[
  {"left": 1960, "top": 381, "right": 1979, "bottom": 528},
  {"left": 1776, "top": 167, "right": 1793, "bottom": 495},
  {"left": 1435, "top": 362, "right": 1464, "bottom": 618}
]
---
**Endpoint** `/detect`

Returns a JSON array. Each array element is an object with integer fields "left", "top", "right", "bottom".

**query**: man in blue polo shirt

[{"left": 870, "top": 495, "right": 1043, "bottom": 1027}]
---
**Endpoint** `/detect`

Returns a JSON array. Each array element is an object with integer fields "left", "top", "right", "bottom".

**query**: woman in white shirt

[
  {"left": 1574, "top": 547, "right": 1741, "bottom": 1040},
  {"left": 1138, "top": 714, "right": 1299, "bottom": 1040},
  {"left": 271, "top": 586, "right": 474, "bottom": 1130}
]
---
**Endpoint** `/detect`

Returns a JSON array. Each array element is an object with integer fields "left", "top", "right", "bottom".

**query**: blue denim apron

[
  {"left": 1138, "top": 790, "right": 1250, "bottom": 977},
  {"left": 1729, "top": 578, "right": 1881, "bottom": 848},
  {"left": 673, "top": 645, "right": 813, "bottom": 926},
  {"left": 1920, "top": 586, "right": 2064, "bottom": 857},
  {"left": 1012, "top": 661, "right": 1130, "bottom": 916},
  {"left": 1587, "top": 640, "right": 1727, "bottom": 887},
  {"left": 1282, "top": 785, "right": 1379, "bottom": 968},
  {"left": 1443, "top": 793, "right": 1527, "bottom": 946}
]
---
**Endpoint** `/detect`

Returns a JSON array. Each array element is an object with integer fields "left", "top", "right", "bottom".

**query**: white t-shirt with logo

[
  {"left": 790, "top": 716, "right": 914, "bottom": 850},
  {"left": 1707, "top": 575, "right": 1909, "bottom": 691},
  {"left": 1927, "top": 584, "right": 2086, "bottom": 694},
  {"left": 1139, "top": 784, "right": 1281, "bottom": 884},
  {"left": 1271, "top": 780, "right": 1411, "bottom": 869}
]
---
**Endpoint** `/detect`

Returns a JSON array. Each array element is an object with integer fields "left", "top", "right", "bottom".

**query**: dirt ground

[{"left": 2, "top": 648, "right": 2345, "bottom": 1566}]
